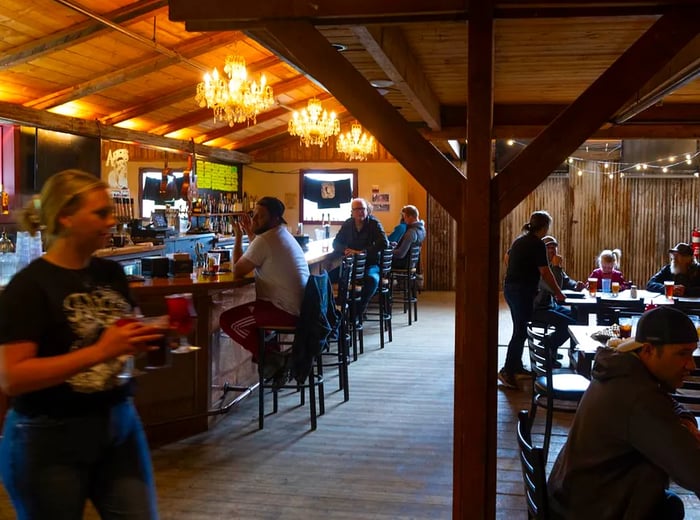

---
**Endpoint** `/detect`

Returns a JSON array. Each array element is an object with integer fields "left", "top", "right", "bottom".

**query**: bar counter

[{"left": 127, "top": 238, "right": 339, "bottom": 445}]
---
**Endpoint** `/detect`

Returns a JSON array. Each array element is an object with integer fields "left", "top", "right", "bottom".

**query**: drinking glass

[
  {"left": 664, "top": 280, "right": 675, "bottom": 299},
  {"left": 165, "top": 293, "right": 200, "bottom": 353},
  {"left": 601, "top": 278, "right": 611, "bottom": 293},
  {"left": 618, "top": 317, "right": 632, "bottom": 339},
  {"left": 115, "top": 316, "right": 145, "bottom": 379},
  {"left": 587, "top": 278, "right": 598, "bottom": 297},
  {"left": 611, "top": 281, "right": 620, "bottom": 296},
  {"left": 205, "top": 252, "right": 220, "bottom": 275}
]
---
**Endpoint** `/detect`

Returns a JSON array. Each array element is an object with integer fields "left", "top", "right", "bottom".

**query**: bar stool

[
  {"left": 363, "top": 248, "right": 393, "bottom": 348},
  {"left": 322, "top": 255, "right": 353, "bottom": 402},
  {"left": 348, "top": 252, "right": 367, "bottom": 361},
  {"left": 391, "top": 245, "right": 421, "bottom": 325}
]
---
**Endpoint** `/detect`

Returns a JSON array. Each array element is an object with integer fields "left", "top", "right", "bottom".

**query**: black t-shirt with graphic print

[{"left": 0, "top": 257, "right": 136, "bottom": 417}]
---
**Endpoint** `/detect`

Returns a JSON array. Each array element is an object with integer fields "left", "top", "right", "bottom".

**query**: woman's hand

[{"left": 97, "top": 321, "right": 164, "bottom": 361}]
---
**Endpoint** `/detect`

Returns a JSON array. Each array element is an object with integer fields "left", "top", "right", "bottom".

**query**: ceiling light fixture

[
  {"left": 336, "top": 121, "right": 377, "bottom": 161},
  {"left": 195, "top": 53, "right": 274, "bottom": 127},
  {"left": 288, "top": 98, "right": 340, "bottom": 147}
]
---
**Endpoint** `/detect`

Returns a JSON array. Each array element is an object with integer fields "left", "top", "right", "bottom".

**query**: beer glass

[
  {"left": 664, "top": 280, "right": 675, "bottom": 299},
  {"left": 611, "top": 281, "right": 620, "bottom": 296},
  {"left": 587, "top": 278, "right": 598, "bottom": 297},
  {"left": 618, "top": 317, "right": 632, "bottom": 339},
  {"left": 205, "top": 252, "right": 220, "bottom": 275},
  {"left": 115, "top": 316, "right": 144, "bottom": 379}
]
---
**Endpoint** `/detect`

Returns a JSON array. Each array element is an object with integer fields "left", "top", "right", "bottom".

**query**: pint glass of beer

[
  {"left": 587, "top": 277, "right": 598, "bottom": 297},
  {"left": 611, "top": 281, "right": 620, "bottom": 296},
  {"left": 664, "top": 280, "right": 675, "bottom": 299}
]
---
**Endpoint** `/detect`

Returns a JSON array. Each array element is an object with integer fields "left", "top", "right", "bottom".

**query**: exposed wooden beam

[
  {"left": 100, "top": 86, "right": 196, "bottom": 126},
  {"left": 494, "top": 5, "right": 700, "bottom": 219},
  {"left": 614, "top": 34, "right": 700, "bottom": 123},
  {"left": 196, "top": 89, "right": 330, "bottom": 144},
  {"left": 248, "top": 21, "right": 464, "bottom": 219},
  {"left": 425, "top": 124, "right": 700, "bottom": 139},
  {"left": 352, "top": 26, "right": 441, "bottom": 130},
  {"left": 458, "top": 0, "right": 497, "bottom": 517},
  {"left": 168, "top": 0, "right": 687, "bottom": 26},
  {"left": 0, "top": 0, "right": 167, "bottom": 70},
  {"left": 26, "top": 32, "right": 240, "bottom": 111},
  {"left": 0, "top": 101, "right": 250, "bottom": 164}
]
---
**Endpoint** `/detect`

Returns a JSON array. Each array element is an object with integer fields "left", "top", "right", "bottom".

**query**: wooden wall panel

[
  {"left": 501, "top": 162, "right": 700, "bottom": 292},
  {"left": 426, "top": 194, "right": 455, "bottom": 290}
]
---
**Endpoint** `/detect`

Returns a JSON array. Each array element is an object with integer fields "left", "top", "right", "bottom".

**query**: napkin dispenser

[
  {"left": 141, "top": 256, "right": 169, "bottom": 278},
  {"left": 168, "top": 253, "right": 193, "bottom": 278}
]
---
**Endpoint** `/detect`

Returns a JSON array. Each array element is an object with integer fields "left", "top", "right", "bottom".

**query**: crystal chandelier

[
  {"left": 336, "top": 121, "right": 377, "bottom": 161},
  {"left": 288, "top": 98, "right": 340, "bottom": 147},
  {"left": 195, "top": 54, "right": 274, "bottom": 126}
]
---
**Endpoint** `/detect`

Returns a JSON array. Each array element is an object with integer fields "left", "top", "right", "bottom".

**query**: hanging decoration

[
  {"left": 336, "top": 121, "right": 377, "bottom": 161},
  {"left": 288, "top": 98, "right": 340, "bottom": 147}
]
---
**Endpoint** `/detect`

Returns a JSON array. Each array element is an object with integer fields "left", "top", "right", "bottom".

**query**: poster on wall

[{"left": 371, "top": 192, "right": 390, "bottom": 212}]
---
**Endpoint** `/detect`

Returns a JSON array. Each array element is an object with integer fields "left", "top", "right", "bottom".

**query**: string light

[{"left": 501, "top": 139, "right": 700, "bottom": 178}]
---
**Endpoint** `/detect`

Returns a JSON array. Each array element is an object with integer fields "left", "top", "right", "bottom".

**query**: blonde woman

[{"left": 0, "top": 170, "right": 162, "bottom": 519}]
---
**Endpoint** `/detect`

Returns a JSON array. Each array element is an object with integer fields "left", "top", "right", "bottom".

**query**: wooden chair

[
  {"left": 363, "top": 248, "right": 393, "bottom": 348},
  {"left": 595, "top": 296, "right": 644, "bottom": 325},
  {"left": 527, "top": 324, "right": 589, "bottom": 463},
  {"left": 517, "top": 410, "right": 550, "bottom": 520},
  {"left": 390, "top": 245, "right": 421, "bottom": 325}
]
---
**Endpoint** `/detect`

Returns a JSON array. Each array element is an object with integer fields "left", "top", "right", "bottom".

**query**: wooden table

[{"left": 565, "top": 288, "right": 666, "bottom": 324}]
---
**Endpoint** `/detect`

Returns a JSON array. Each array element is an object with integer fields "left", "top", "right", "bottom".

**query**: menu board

[{"left": 195, "top": 160, "right": 239, "bottom": 192}]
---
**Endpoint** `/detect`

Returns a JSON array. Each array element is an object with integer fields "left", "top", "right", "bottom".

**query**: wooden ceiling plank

[
  {"left": 248, "top": 21, "right": 464, "bottom": 218},
  {"left": 494, "top": 5, "right": 700, "bottom": 219},
  {"left": 100, "top": 85, "right": 196, "bottom": 126},
  {"left": 428, "top": 123, "right": 700, "bottom": 139},
  {"left": 614, "top": 34, "right": 700, "bottom": 123},
  {"left": 0, "top": 0, "right": 168, "bottom": 70},
  {"left": 0, "top": 100, "right": 250, "bottom": 164},
  {"left": 152, "top": 71, "right": 308, "bottom": 137},
  {"left": 168, "top": 0, "right": 681, "bottom": 24},
  {"left": 26, "top": 32, "right": 241, "bottom": 111},
  {"left": 352, "top": 26, "right": 441, "bottom": 130}
]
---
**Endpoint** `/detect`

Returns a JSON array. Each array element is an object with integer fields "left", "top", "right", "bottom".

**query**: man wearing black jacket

[{"left": 332, "top": 198, "right": 389, "bottom": 310}]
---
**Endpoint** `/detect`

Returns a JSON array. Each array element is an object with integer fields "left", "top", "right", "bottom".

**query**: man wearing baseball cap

[
  {"left": 647, "top": 242, "right": 700, "bottom": 296},
  {"left": 548, "top": 306, "right": 700, "bottom": 519},
  {"left": 220, "top": 196, "right": 309, "bottom": 383}
]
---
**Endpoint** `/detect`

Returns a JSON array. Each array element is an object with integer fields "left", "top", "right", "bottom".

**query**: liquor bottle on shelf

[{"left": 324, "top": 213, "right": 331, "bottom": 239}]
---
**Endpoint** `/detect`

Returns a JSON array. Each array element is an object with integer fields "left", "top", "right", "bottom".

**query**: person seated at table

[
  {"left": 587, "top": 248, "right": 630, "bottom": 290},
  {"left": 219, "top": 197, "right": 310, "bottom": 382},
  {"left": 548, "top": 306, "right": 700, "bottom": 520},
  {"left": 532, "top": 236, "right": 585, "bottom": 361},
  {"left": 331, "top": 197, "right": 389, "bottom": 311},
  {"left": 647, "top": 242, "right": 700, "bottom": 296},
  {"left": 387, "top": 215, "right": 406, "bottom": 246},
  {"left": 392, "top": 205, "right": 426, "bottom": 269}
]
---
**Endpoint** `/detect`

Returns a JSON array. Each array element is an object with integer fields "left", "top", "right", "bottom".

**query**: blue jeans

[
  {"left": 329, "top": 263, "right": 381, "bottom": 312},
  {"left": 531, "top": 303, "right": 576, "bottom": 350},
  {"left": 503, "top": 283, "right": 537, "bottom": 373},
  {"left": 0, "top": 400, "right": 158, "bottom": 520}
]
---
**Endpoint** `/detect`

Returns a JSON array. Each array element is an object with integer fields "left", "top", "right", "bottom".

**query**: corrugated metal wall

[{"left": 501, "top": 161, "right": 700, "bottom": 290}]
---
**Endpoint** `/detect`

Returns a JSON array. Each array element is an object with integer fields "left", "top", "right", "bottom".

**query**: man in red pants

[{"left": 220, "top": 197, "right": 310, "bottom": 379}]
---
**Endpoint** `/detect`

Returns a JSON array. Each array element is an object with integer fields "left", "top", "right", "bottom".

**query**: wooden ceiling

[{"left": 0, "top": 0, "right": 698, "bottom": 166}]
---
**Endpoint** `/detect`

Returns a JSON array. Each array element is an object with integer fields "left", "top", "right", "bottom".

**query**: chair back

[
  {"left": 517, "top": 410, "right": 550, "bottom": 519},
  {"left": 379, "top": 248, "right": 393, "bottom": 288},
  {"left": 526, "top": 325, "right": 553, "bottom": 388},
  {"left": 595, "top": 297, "right": 644, "bottom": 325},
  {"left": 407, "top": 245, "right": 421, "bottom": 275},
  {"left": 291, "top": 271, "right": 339, "bottom": 382},
  {"left": 673, "top": 297, "right": 700, "bottom": 317},
  {"left": 671, "top": 368, "right": 700, "bottom": 417},
  {"left": 351, "top": 252, "right": 367, "bottom": 305}
]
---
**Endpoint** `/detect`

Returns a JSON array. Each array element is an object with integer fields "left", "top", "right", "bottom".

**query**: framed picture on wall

[{"left": 371, "top": 192, "right": 390, "bottom": 212}]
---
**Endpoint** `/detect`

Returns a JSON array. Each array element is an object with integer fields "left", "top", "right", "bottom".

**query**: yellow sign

[{"left": 195, "top": 160, "right": 238, "bottom": 191}]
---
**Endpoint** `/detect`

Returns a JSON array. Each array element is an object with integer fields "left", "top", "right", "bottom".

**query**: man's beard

[{"left": 671, "top": 259, "right": 685, "bottom": 275}]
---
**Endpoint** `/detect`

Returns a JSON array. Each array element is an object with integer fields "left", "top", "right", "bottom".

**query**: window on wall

[{"left": 300, "top": 169, "right": 357, "bottom": 224}]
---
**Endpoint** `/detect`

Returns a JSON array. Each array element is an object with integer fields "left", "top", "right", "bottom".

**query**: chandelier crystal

[
  {"left": 195, "top": 54, "right": 275, "bottom": 126},
  {"left": 288, "top": 98, "right": 340, "bottom": 147},
  {"left": 336, "top": 121, "right": 377, "bottom": 161}
]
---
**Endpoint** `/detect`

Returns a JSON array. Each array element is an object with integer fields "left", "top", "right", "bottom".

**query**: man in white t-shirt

[{"left": 220, "top": 197, "right": 310, "bottom": 372}]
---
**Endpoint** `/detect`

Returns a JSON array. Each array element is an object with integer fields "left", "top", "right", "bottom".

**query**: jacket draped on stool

[{"left": 291, "top": 272, "right": 340, "bottom": 383}]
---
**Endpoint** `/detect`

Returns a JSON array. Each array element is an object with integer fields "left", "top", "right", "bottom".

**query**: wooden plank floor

[{"left": 1, "top": 292, "right": 698, "bottom": 519}]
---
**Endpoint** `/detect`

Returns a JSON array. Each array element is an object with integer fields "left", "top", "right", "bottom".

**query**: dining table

[{"left": 563, "top": 288, "right": 688, "bottom": 324}]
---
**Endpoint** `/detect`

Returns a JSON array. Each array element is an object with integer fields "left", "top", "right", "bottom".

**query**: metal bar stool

[
  {"left": 363, "top": 248, "right": 393, "bottom": 348},
  {"left": 348, "top": 252, "right": 367, "bottom": 361},
  {"left": 390, "top": 245, "right": 421, "bottom": 325},
  {"left": 323, "top": 255, "right": 353, "bottom": 402}
]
